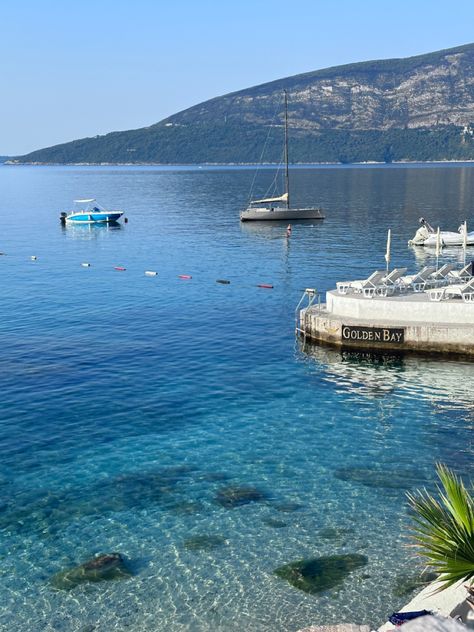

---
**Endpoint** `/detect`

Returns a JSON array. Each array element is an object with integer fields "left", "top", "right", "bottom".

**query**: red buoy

[
  {"left": 257, "top": 284, "right": 273, "bottom": 289},
  {"left": 114, "top": 266, "right": 126, "bottom": 271},
  {"left": 178, "top": 274, "right": 192, "bottom": 279}
]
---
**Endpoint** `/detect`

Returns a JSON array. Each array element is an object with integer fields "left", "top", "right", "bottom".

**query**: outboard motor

[
  {"left": 419, "top": 217, "right": 435, "bottom": 233},
  {"left": 409, "top": 224, "right": 431, "bottom": 245},
  {"left": 60, "top": 212, "right": 67, "bottom": 225}
]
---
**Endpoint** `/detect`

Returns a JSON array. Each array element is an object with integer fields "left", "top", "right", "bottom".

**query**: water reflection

[
  {"left": 240, "top": 218, "right": 321, "bottom": 240},
  {"left": 61, "top": 221, "right": 122, "bottom": 240},
  {"left": 410, "top": 244, "right": 474, "bottom": 266},
  {"left": 298, "top": 340, "right": 474, "bottom": 411}
]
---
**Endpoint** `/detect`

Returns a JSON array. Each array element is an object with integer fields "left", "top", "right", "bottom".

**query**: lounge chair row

[
  {"left": 336, "top": 263, "right": 473, "bottom": 298},
  {"left": 428, "top": 277, "right": 474, "bottom": 302}
]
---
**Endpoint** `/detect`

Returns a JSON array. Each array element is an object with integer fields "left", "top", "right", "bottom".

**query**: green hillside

[
  {"left": 10, "top": 125, "right": 474, "bottom": 165},
  {"left": 12, "top": 43, "right": 474, "bottom": 164}
]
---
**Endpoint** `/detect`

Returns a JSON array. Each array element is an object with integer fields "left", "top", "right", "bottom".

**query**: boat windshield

[{"left": 73, "top": 199, "right": 105, "bottom": 212}]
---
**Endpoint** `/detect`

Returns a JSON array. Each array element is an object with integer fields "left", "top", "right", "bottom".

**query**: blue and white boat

[{"left": 60, "top": 199, "right": 124, "bottom": 224}]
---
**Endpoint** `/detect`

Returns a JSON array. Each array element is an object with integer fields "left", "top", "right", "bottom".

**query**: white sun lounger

[
  {"left": 399, "top": 266, "right": 437, "bottom": 292},
  {"left": 443, "top": 277, "right": 474, "bottom": 302},
  {"left": 336, "top": 270, "right": 387, "bottom": 297},
  {"left": 448, "top": 263, "right": 473, "bottom": 284},
  {"left": 428, "top": 277, "right": 474, "bottom": 302},
  {"left": 375, "top": 268, "right": 408, "bottom": 296},
  {"left": 428, "top": 263, "right": 455, "bottom": 287}
]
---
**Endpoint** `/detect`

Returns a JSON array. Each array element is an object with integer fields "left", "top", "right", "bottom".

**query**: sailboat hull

[{"left": 240, "top": 206, "right": 325, "bottom": 222}]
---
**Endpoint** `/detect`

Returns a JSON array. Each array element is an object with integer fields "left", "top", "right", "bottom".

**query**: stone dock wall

[{"left": 299, "top": 292, "right": 474, "bottom": 356}]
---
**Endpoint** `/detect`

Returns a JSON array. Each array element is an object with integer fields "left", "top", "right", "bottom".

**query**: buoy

[
  {"left": 257, "top": 284, "right": 273, "bottom": 289},
  {"left": 216, "top": 279, "right": 230, "bottom": 284},
  {"left": 81, "top": 262, "right": 91, "bottom": 267},
  {"left": 114, "top": 266, "right": 126, "bottom": 271},
  {"left": 0, "top": 252, "right": 5, "bottom": 256},
  {"left": 30, "top": 256, "right": 37, "bottom": 261},
  {"left": 145, "top": 271, "right": 157, "bottom": 276},
  {"left": 124, "top": 217, "right": 128, "bottom": 223},
  {"left": 178, "top": 274, "right": 192, "bottom": 279}
]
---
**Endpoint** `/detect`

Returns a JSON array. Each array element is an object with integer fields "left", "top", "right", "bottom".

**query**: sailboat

[{"left": 240, "top": 91, "right": 325, "bottom": 222}]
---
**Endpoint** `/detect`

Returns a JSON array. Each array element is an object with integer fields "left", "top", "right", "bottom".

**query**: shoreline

[{"left": 4, "top": 159, "right": 474, "bottom": 167}]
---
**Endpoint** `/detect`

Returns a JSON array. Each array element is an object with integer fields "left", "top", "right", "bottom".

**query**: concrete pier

[{"left": 299, "top": 290, "right": 474, "bottom": 355}]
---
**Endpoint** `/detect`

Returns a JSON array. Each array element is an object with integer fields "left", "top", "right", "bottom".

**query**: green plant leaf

[{"left": 406, "top": 464, "right": 474, "bottom": 592}]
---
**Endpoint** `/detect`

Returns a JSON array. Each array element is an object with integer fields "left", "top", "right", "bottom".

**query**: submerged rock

[
  {"left": 197, "top": 471, "right": 230, "bottom": 482},
  {"left": 51, "top": 553, "right": 133, "bottom": 590},
  {"left": 334, "top": 466, "right": 429, "bottom": 490},
  {"left": 274, "top": 501, "right": 304, "bottom": 513},
  {"left": 318, "top": 527, "right": 354, "bottom": 540},
  {"left": 274, "top": 554, "right": 368, "bottom": 594},
  {"left": 0, "top": 466, "right": 195, "bottom": 537},
  {"left": 184, "top": 535, "right": 227, "bottom": 551},
  {"left": 262, "top": 517, "right": 288, "bottom": 528},
  {"left": 393, "top": 570, "right": 438, "bottom": 597},
  {"left": 215, "top": 485, "right": 267, "bottom": 508}
]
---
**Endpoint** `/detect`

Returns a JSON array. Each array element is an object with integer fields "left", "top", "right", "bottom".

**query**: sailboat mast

[{"left": 284, "top": 90, "right": 290, "bottom": 209}]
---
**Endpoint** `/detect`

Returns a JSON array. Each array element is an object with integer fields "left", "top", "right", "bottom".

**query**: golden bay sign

[{"left": 341, "top": 325, "right": 405, "bottom": 344}]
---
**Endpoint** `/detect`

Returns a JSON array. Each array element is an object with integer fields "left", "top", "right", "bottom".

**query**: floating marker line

[{"left": 2, "top": 252, "right": 279, "bottom": 289}]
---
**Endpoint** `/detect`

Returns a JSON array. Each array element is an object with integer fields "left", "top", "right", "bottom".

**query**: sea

[{"left": 0, "top": 163, "right": 473, "bottom": 632}]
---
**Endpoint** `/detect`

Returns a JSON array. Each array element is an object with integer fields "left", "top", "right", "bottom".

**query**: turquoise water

[{"left": 0, "top": 164, "right": 473, "bottom": 631}]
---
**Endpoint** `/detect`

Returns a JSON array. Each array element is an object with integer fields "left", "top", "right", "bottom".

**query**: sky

[{"left": 2, "top": 0, "right": 474, "bottom": 155}]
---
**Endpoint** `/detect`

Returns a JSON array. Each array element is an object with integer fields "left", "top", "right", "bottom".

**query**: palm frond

[{"left": 406, "top": 463, "right": 474, "bottom": 592}]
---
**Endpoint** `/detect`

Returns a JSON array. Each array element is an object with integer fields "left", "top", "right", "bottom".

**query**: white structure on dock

[{"left": 297, "top": 265, "right": 474, "bottom": 356}]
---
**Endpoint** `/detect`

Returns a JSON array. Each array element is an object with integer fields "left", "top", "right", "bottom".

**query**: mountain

[{"left": 12, "top": 43, "right": 474, "bottom": 164}]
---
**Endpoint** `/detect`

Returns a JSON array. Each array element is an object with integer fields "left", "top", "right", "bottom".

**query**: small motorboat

[
  {"left": 408, "top": 217, "right": 474, "bottom": 246},
  {"left": 60, "top": 199, "right": 124, "bottom": 224}
]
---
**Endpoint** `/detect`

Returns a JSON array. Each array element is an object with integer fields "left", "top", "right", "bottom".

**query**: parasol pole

[
  {"left": 435, "top": 226, "right": 441, "bottom": 271},
  {"left": 384, "top": 228, "right": 391, "bottom": 274},
  {"left": 463, "top": 220, "right": 468, "bottom": 267}
]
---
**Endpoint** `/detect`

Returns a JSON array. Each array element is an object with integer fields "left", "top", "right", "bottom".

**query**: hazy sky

[{"left": 3, "top": 0, "right": 474, "bottom": 155}]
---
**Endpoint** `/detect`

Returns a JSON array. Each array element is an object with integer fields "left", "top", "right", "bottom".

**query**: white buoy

[
  {"left": 30, "top": 256, "right": 37, "bottom": 261},
  {"left": 81, "top": 262, "right": 91, "bottom": 267},
  {"left": 145, "top": 270, "right": 158, "bottom": 276}
]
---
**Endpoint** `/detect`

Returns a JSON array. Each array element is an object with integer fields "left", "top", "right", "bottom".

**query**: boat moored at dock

[{"left": 409, "top": 217, "right": 474, "bottom": 247}]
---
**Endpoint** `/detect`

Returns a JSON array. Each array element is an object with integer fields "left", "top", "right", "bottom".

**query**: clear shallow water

[{"left": 0, "top": 164, "right": 473, "bottom": 631}]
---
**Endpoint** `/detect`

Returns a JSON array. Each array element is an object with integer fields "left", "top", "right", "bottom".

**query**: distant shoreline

[{"left": 5, "top": 159, "right": 474, "bottom": 167}]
